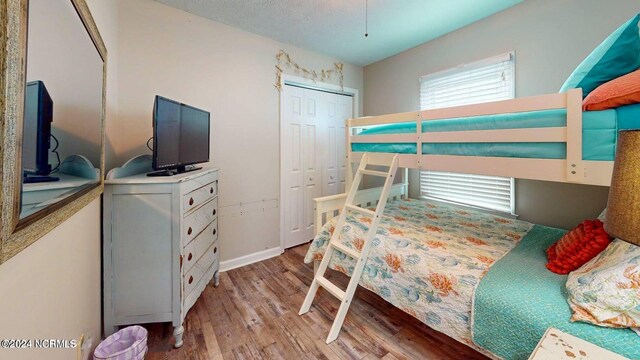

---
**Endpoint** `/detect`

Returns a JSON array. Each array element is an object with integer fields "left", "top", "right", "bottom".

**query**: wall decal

[{"left": 275, "top": 50, "right": 344, "bottom": 91}]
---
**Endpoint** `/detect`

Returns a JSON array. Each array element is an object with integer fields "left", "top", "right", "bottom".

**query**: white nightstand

[{"left": 528, "top": 328, "right": 629, "bottom": 360}]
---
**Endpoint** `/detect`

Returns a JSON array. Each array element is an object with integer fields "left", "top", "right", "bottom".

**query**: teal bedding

[
  {"left": 473, "top": 225, "right": 640, "bottom": 360},
  {"left": 352, "top": 104, "right": 640, "bottom": 161}
]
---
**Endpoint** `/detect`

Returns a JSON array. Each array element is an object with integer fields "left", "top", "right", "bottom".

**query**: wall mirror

[{"left": 0, "top": 0, "right": 106, "bottom": 264}]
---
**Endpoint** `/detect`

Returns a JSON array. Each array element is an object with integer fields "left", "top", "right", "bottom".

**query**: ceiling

[{"left": 155, "top": 0, "right": 524, "bottom": 66}]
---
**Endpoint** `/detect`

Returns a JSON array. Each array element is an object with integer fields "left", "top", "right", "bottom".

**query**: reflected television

[{"left": 23, "top": 80, "right": 58, "bottom": 183}]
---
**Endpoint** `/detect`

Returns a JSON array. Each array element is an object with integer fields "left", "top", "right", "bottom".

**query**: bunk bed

[
  {"left": 301, "top": 13, "right": 640, "bottom": 358},
  {"left": 303, "top": 91, "right": 640, "bottom": 358}
]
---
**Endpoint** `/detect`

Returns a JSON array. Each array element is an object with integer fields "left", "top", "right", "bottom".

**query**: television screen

[
  {"left": 153, "top": 96, "right": 210, "bottom": 172},
  {"left": 23, "top": 80, "right": 53, "bottom": 175}
]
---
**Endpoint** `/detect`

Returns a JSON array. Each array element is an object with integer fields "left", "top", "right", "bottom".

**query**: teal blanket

[{"left": 473, "top": 225, "right": 640, "bottom": 360}]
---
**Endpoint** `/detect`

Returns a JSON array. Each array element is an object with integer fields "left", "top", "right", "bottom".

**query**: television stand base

[
  {"left": 24, "top": 175, "right": 59, "bottom": 183},
  {"left": 146, "top": 169, "right": 176, "bottom": 177},
  {"left": 146, "top": 166, "right": 203, "bottom": 177}
]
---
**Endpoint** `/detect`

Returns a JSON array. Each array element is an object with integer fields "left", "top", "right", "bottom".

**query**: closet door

[
  {"left": 322, "top": 92, "right": 339, "bottom": 196},
  {"left": 302, "top": 89, "right": 323, "bottom": 245},
  {"left": 282, "top": 86, "right": 353, "bottom": 249},
  {"left": 337, "top": 94, "right": 353, "bottom": 193},
  {"left": 282, "top": 85, "right": 305, "bottom": 249}
]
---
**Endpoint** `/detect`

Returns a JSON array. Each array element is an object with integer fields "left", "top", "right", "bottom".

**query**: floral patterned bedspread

[{"left": 304, "top": 198, "right": 533, "bottom": 344}]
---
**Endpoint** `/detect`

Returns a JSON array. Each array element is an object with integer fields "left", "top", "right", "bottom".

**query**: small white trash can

[{"left": 93, "top": 325, "right": 148, "bottom": 360}]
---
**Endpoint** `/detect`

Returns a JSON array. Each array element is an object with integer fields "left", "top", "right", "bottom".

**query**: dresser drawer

[
  {"left": 183, "top": 197, "right": 217, "bottom": 245},
  {"left": 182, "top": 219, "right": 218, "bottom": 274},
  {"left": 183, "top": 243, "right": 218, "bottom": 297},
  {"left": 183, "top": 257, "right": 217, "bottom": 318},
  {"left": 183, "top": 180, "right": 218, "bottom": 214}
]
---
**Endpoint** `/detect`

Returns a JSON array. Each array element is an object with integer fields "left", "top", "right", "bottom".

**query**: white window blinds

[
  {"left": 420, "top": 171, "right": 515, "bottom": 214},
  {"left": 419, "top": 52, "right": 515, "bottom": 215}
]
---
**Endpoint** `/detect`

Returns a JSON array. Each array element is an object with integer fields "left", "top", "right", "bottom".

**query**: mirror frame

[{"left": 0, "top": 0, "right": 106, "bottom": 264}]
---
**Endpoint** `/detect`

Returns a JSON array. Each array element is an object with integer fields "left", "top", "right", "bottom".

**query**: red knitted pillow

[{"left": 546, "top": 219, "right": 612, "bottom": 275}]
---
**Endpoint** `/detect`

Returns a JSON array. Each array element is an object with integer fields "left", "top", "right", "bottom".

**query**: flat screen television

[
  {"left": 23, "top": 80, "right": 58, "bottom": 183},
  {"left": 151, "top": 95, "right": 210, "bottom": 175}
]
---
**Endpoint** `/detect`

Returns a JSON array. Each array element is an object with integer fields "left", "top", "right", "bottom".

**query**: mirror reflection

[{"left": 20, "top": 0, "right": 103, "bottom": 219}]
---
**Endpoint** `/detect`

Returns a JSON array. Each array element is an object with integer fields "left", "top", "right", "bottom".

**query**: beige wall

[
  {"left": 364, "top": 0, "right": 640, "bottom": 229},
  {"left": 115, "top": 0, "right": 364, "bottom": 262},
  {"left": 26, "top": 0, "right": 103, "bottom": 168},
  {"left": 0, "top": 1, "right": 117, "bottom": 359},
  {"left": 0, "top": 200, "right": 101, "bottom": 360},
  {"left": 94, "top": 0, "right": 120, "bottom": 172}
]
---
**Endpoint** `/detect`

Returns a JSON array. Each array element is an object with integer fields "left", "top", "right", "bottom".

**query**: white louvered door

[{"left": 282, "top": 85, "right": 353, "bottom": 249}]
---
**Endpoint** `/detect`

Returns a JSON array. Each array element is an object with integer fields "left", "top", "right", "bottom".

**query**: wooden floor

[{"left": 145, "top": 244, "right": 490, "bottom": 360}]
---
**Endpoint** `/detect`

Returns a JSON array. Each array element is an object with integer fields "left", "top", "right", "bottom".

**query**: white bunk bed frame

[
  {"left": 314, "top": 88, "right": 613, "bottom": 240},
  {"left": 305, "top": 88, "right": 618, "bottom": 343}
]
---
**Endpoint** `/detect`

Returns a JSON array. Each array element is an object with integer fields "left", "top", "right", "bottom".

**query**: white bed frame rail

[
  {"left": 348, "top": 89, "right": 613, "bottom": 186},
  {"left": 314, "top": 182, "right": 407, "bottom": 235}
]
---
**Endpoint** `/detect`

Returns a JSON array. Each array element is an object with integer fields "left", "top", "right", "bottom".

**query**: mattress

[
  {"left": 351, "top": 103, "right": 640, "bottom": 161},
  {"left": 473, "top": 225, "right": 640, "bottom": 359},
  {"left": 304, "top": 198, "right": 533, "bottom": 345}
]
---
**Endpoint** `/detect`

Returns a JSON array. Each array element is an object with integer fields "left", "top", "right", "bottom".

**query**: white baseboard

[{"left": 220, "top": 246, "right": 283, "bottom": 272}]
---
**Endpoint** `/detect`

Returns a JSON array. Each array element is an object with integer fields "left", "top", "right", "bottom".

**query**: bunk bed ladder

[{"left": 299, "top": 153, "right": 399, "bottom": 344}]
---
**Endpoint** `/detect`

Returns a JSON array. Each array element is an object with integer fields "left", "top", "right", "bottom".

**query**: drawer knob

[
  {"left": 212, "top": 209, "right": 217, "bottom": 216},
  {"left": 188, "top": 275, "right": 193, "bottom": 284},
  {"left": 187, "top": 227, "right": 193, "bottom": 235},
  {"left": 187, "top": 253, "right": 193, "bottom": 261},
  {"left": 189, "top": 197, "right": 194, "bottom": 206},
  {"left": 213, "top": 228, "right": 217, "bottom": 235},
  {"left": 210, "top": 187, "right": 214, "bottom": 194},
  {"left": 214, "top": 247, "right": 217, "bottom": 254}
]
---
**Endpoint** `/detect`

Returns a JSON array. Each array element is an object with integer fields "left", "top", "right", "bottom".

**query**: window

[{"left": 419, "top": 52, "right": 516, "bottom": 215}]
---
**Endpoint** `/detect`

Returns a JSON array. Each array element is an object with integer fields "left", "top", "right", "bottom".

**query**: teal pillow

[{"left": 560, "top": 14, "right": 640, "bottom": 98}]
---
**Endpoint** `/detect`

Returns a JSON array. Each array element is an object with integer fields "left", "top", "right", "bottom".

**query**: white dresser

[{"left": 103, "top": 155, "right": 220, "bottom": 348}]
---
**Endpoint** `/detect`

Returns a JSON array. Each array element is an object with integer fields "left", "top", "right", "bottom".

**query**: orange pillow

[
  {"left": 582, "top": 69, "right": 640, "bottom": 111},
  {"left": 546, "top": 219, "right": 612, "bottom": 275}
]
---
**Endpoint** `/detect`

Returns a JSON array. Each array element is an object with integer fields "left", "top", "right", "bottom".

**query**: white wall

[
  {"left": 115, "top": 0, "right": 364, "bottom": 263},
  {"left": 364, "top": 0, "right": 640, "bottom": 229},
  {"left": 0, "top": 1, "right": 118, "bottom": 359}
]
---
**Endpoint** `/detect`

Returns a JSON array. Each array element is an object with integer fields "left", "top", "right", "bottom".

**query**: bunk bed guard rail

[{"left": 346, "top": 89, "right": 613, "bottom": 187}]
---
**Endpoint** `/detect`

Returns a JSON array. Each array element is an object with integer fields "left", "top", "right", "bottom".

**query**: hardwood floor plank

[{"left": 145, "top": 244, "right": 490, "bottom": 360}]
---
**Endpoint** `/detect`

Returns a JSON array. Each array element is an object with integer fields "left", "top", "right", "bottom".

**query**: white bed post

[
  {"left": 346, "top": 119, "right": 354, "bottom": 190},
  {"left": 566, "top": 88, "right": 584, "bottom": 183},
  {"left": 402, "top": 168, "right": 409, "bottom": 199},
  {"left": 416, "top": 112, "right": 423, "bottom": 171}
]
